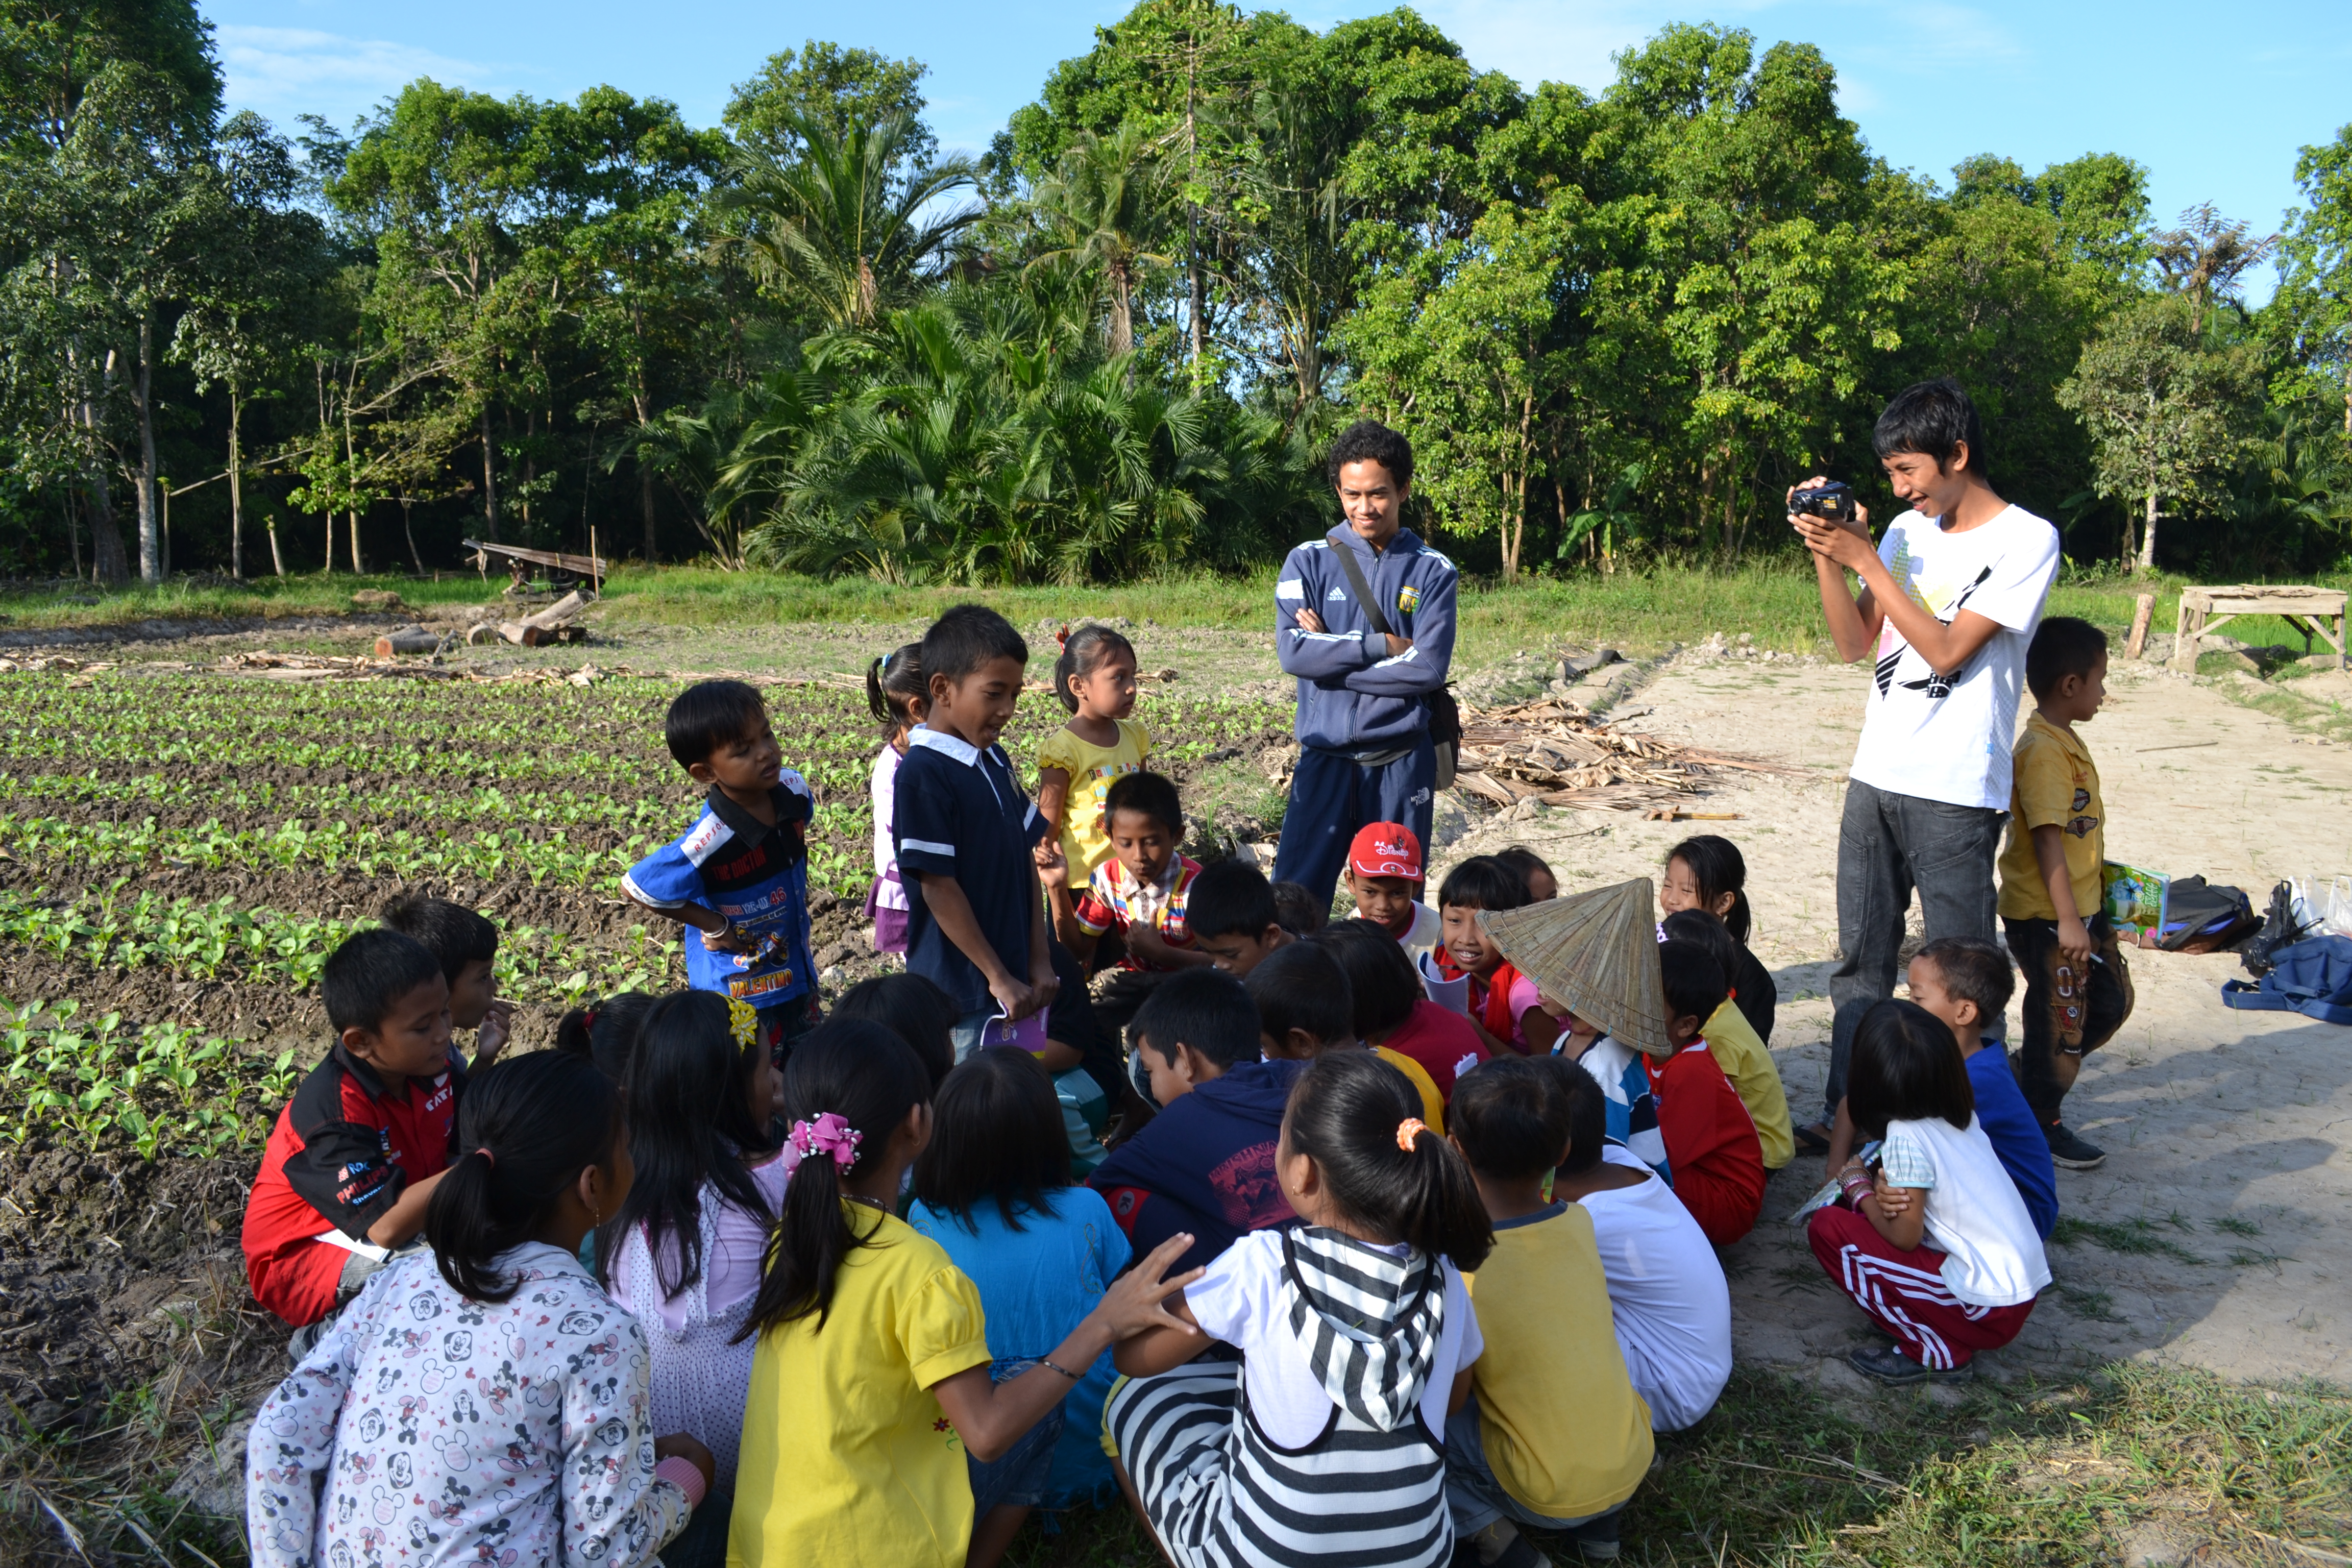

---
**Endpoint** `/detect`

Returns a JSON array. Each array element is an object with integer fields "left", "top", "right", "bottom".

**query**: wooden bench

[
  {"left": 2169, "top": 584, "right": 2346, "bottom": 672},
  {"left": 462, "top": 538, "right": 607, "bottom": 594}
]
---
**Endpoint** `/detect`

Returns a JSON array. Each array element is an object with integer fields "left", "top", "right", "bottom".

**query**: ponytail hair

[
  {"left": 1051, "top": 623, "right": 1137, "bottom": 715},
  {"left": 553, "top": 991, "right": 658, "bottom": 1086},
  {"left": 1668, "top": 834, "right": 1752, "bottom": 943},
  {"left": 426, "top": 1051, "right": 620, "bottom": 1304},
  {"left": 1282, "top": 1051, "right": 1492, "bottom": 1272},
  {"left": 867, "top": 642, "right": 926, "bottom": 737},
  {"left": 739, "top": 1018, "right": 932, "bottom": 1338},
  {"left": 600, "top": 991, "right": 780, "bottom": 1297}
]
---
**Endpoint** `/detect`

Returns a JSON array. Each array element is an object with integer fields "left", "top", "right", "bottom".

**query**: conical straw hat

[{"left": 1480, "top": 877, "right": 1674, "bottom": 1059}]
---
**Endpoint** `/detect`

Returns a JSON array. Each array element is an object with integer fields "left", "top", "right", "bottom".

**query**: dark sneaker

[
  {"left": 1847, "top": 1344, "right": 1973, "bottom": 1385},
  {"left": 2044, "top": 1122, "right": 2107, "bottom": 1170},
  {"left": 1571, "top": 1505, "right": 1625, "bottom": 1561}
]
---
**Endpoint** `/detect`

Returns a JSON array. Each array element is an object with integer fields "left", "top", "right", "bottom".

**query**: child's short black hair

[
  {"left": 323, "top": 928, "right": 445, "bottom": 1035},
  {"left": 1658, "top": 938, "right": 1728, "bottom": 1026},
  {"left": 665, "top": 678, "right": 768, "bottom": 769},
  {"left": 1132, "top": 968, "right": 1260, "bottom": 1071},
  {"left": 1915, "top": 937, "right": 2015, "bottom": 1024},
  {"left": 831, "top": 972, "right": 957, "bottom": 1090},
  {"left": 1053, "top": 623, "right": 1136, "bottom": 714},
  {"left": 379, "top": 894, "right": 499, "bottom": 984},
  {"left": 1436, "top": 855, "right": 1530, "bottom": 914},
  {"left": 1326, "top": 419, "right": 1415, "bottom": 489},
  {"left": 1874, "top": 376, "right": 1989, "bottom": 477},
  {"left": 1494, "top": 845, "right": 1553, "bottom": 895},
  {"left": 1543, "top": 1055, "right": 1608, "bottom": 1174},
  {"left": 919, "top": 603, "right": 1028, "bottom": 685},
  {"left": 1659, "top": 910, "right": 1739, "bottom": 997},
  {"left": 1189, "top": 859, "right": 1279, "bottom": 941},
  {"left": 1244, "top": 941, "right": 1355, "bottom": 1048},
  {"left": 912, "top": 1048, "right": 1072, "bottom": 1232},
  {"left": 1310, "top": 918, "right": 1423, "bottom": 1040},
  {"left": 1849, "top": 999, "right": 1975, "bottom": 1137},
  {"left": 1105, "top": 770, "right": 1183, "bottom": 840},
  {"left": 1450, "top": 1057, "right": 1569, "bottom": 1180},
  {"left": 1270, "top": 881, "right": 1326, "bottom": 935},
  {"left": 2026, "top": 616, "right": 2108, "bottom": 700}
]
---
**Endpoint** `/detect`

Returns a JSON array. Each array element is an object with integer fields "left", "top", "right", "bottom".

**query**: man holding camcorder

[{"left": 1789, "top": 378, "right": 2061, "bottom": 1157}]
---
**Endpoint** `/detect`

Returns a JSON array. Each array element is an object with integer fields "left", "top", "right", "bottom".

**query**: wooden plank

[
  {"left": 460, "top": 538, "right": 608, "bottom": 578},
  {"left": 2125, "top": 592, "right": 2155, "bottom": 660}
]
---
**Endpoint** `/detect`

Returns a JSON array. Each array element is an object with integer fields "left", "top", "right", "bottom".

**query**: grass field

[{"left": 10, "top": 561, "right": 2349, "bottom": 671}]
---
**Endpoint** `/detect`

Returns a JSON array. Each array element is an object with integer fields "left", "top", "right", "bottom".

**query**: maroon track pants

[{"left": 1807, "top": 1205, "right": 2037, "bottom": 1370}]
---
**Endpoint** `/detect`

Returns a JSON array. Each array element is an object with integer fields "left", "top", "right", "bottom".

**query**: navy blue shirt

[
  {"left": 1967, "top": 1042, "right": 2058, "bottom": 1239},
  {"left": 893, "top": 726, "right": 1049, "bottom": 1014}
]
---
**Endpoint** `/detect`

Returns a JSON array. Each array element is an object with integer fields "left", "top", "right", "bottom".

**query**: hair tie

[
  {"left": 581, "top": 1008, "right": 599, "bottom": 1034},
  {"left": 787, "top": 1112, "right": 863, "bottom": 1173},
  {"left": 726, "top": 997, "right": 760, "bottom": 1051},
  {"left": 1055, "top": 623, "right": 1070, "bottom": 649},
  {"left": 476, "top": 1146, "right": 496, "bottom": 1170},
  {"left": 1396, "top": 1117, "right": 1428, "bottom": 1153}
]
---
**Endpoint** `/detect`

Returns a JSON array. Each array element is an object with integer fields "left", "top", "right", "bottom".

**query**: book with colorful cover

[{"left": 2103, "top": 862, "right": 2169, "bottom": 936}]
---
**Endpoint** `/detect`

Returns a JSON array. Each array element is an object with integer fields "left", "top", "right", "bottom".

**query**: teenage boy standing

[
  {"left": 1272, "top": 420, "right": 1458, "bottom": 908},
  {"left": 1791, "top": 378, "right": 2061, "bottom": 1151}
]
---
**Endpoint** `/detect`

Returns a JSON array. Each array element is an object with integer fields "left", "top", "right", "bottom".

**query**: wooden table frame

[{"left": 2169, "top": 584, "right": 2346, "bottom": 672}]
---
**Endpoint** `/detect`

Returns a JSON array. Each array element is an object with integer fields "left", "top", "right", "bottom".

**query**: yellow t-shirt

[
  {"left": 1997, "top": 712, "right": 2104, "bottom": 922},
  {"left": 729, "top": 1206, "right": 992, "bottom": 1568},
  {"left": 1464, "top": 1203, "right": 1654, "bottom": 1520},
  {"left": 1374, "top": 1046, "right": 1446, "bottom": 1135},
  {"left": 1701, "top": 1000, "right": 1793, "bottom": 1170},
  {"left": 1035, "top": 719, "right": 1153, "bottom": 881}
]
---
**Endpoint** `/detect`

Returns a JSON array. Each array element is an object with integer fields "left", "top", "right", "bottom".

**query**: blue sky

[{"left": 206, "top": 0, "right": 2350, "bottom": 302}]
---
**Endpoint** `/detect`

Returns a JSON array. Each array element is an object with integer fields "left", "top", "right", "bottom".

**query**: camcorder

[{"left": 1789, "top": 481, "right": 1857, "bottom": 524}]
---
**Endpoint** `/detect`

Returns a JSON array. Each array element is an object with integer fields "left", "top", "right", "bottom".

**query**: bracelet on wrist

[{"left": 1039, "top": 1358, "right": 1082, "bottom": 1382}]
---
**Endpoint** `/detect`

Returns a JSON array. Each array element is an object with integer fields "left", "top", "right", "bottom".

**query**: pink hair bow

[{"left": 786, "top": 1112, "right": 863, "bottom": 1173}]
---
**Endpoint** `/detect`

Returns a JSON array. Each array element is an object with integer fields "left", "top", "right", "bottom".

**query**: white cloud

[{"left": 216, "top": 24, "right": 518, "bottom": 124}]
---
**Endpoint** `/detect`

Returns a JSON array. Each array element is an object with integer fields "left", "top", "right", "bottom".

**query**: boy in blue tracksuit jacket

[{"left": 1271, "top": 420, "right": 1458, "bottom": 905}]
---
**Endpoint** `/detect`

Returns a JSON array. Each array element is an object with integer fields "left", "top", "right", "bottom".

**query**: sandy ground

[{"left": 1438, "top": 652, "right": 2352, "bottom": 1394}]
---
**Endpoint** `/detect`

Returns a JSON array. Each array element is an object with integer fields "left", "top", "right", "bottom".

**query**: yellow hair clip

[{"left": 727, "top": 997, "right": 760, "bottom": 1051}]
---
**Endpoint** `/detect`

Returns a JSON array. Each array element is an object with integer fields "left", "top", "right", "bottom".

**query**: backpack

[
  {"left": 2153, "top": 875, "right": 2260, "bottom": 953},
  {"left": 2220, "top": 935, "right": 2352, "bottom": 1025},
  {"left": 2241, "top": 880, "right": 2314, "bottom": 977}
]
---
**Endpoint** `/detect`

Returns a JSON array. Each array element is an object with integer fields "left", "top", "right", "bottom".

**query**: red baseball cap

[{"left": 1347, "top": 822, "right": 1424, "bottom": 880}]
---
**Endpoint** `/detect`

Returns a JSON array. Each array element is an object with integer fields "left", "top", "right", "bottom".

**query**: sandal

[{"left": 1793, "top": 1122, "right": 1832, "bottom": 1155}]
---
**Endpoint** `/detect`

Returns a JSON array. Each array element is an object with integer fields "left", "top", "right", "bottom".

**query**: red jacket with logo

[{"left": 240, "top": 1045, "right": 463, "bottom": 1327}]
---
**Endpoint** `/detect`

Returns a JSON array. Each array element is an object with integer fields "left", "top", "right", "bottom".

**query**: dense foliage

[{"left": 2, "top": 0, "right": 2348, "bottom": 584}]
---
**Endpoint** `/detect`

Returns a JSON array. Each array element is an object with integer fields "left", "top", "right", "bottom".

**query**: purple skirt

[{"left": 864, "top": 876, "right": 911, "bottom": 955}]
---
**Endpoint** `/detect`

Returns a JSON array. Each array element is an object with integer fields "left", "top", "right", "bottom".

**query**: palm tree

[
  {"left": 1026, "top": 124, "right": 1171, "bottom": 356},
  {"left": 714, "top": 111, "right": 981, "bottom": 331},
  {"left": 2153, "top": 204, "right": 2279, "bottom": 335}
]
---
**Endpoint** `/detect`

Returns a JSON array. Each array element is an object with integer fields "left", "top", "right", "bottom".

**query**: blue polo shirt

[
  {"left": 893, "top": 726, "right": 1049, "bottom": 1014},
  {"left": 1967, "top": 1041, "right": 2058, "bottom": 1239},
  {"left": 621, "top": 774, "right": 815, "bottom": 1009}
]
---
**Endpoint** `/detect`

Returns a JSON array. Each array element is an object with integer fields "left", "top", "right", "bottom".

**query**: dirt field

[{"left": 1452, "top": 650, "right": 2352, "bottom": 1393}]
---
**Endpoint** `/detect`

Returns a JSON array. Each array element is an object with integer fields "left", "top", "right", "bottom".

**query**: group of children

[{"left": 239, "top": 600, "right": 2126, "bottom": 1567}]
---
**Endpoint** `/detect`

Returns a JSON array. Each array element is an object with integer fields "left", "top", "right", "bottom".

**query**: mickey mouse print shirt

[
  {"left": 1846, "top": 506, "right": 2060, "bottom": 811},
  {"left": 245, "top": 1244, "right": 693, "bottom": 1568}
]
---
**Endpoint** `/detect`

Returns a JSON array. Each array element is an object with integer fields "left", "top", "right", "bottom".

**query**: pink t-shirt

[
  {"left": 607, "top": 1153, "right": 789, "bottom": 1489},
  {"left": 1379, "top": 999, "right": 1490, "bottom": 1099}
]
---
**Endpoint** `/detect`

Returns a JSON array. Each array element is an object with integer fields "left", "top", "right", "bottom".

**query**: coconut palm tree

[
  {"left": 1025, "top": 124, "right": 1171, "bottom": 356},
  {"left": 714, "top": 110, "right": 981, "bottom": 331}
]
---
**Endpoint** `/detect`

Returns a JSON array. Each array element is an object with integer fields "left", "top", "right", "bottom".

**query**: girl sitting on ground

[
  {"left": 727, "top": 1020, "right": 1198, "bottom": 1568},
  {"left": 1107, "top": 1050, "right": 1493, "bottom": 1568},
  {"left": 1805, "top": 999, "right": 2049, "bottom": 1386},
  {"left": 1659, "top": 835, "right": 1775, "bottom": 1044},
  {"left": 907, "top": 1048, "right": 1134, "bottom": 1568},
  {"left": 1433, "top": 854, "right": 1559, "bottom": 1056},
  {"left": 247, "top": 1051, "right": 716, "bottom": 1568},
  {"left": 867, "top": 643, "right": 926, "bottom": 955},
  {"left": 600, "top": 993, "right": 785, "bottom": 1568}
]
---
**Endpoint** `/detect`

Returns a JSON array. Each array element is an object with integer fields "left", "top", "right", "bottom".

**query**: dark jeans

[
  {"left": 1272, "top": 733, "right": 1437, "bottom": 909},
  {"left": 2003, "top": 915, "right": 2133, "bottom": 1124},
  {"left": 1824, "top": 778, "right": 2006, "bottom": 1119}
]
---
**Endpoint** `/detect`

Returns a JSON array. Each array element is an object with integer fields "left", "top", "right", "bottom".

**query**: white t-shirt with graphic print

[{"left": 1846, "top": 505, "right": 2061, "bottom": 811}]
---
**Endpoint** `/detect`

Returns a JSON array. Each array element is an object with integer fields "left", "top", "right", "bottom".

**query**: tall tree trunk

[
  {"left": 521, "top": 408, "right": 536, "bottom": 530},
  {"left": 632, "top": 382, "right": 657, "bottom": 564},
  {"left": 343, "top": 395, "right": 363, "bottom": 573},
  {"left": 1184, "top": 57, "right": 1205, "bottom": 386},
  {"left": 227, "top": 377, "right": 244, "bottom": 580},
  {"left": 267, "top": 511, "right": 285, "bottom": 576},
  {"left": 135, "top": 313, "right": 161, "bottom": 583},
  {"left": 480, "top": 407, "right": 501, "bottom": 543},
  {"left": 1111, "top": 266, "right": 1134, "bottom": 357},
  {"left": 2136, "top": 487, "right": 2159, "bottom": 574},
  {"left": 82, "top": 448, "right": 129, "bottom": 584},
  {"left": 65, "top": 493, "right": 82, "bottom": 580},
  {"left": 401, "top": 499, "right": 425, "bottom": 574}
]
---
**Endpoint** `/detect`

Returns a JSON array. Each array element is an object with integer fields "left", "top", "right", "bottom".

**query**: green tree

[
  {"left": 2153, "top": 203, "right": 2276, "bottom": 335},
  {"left": 1026, "top": 122, "right": 1169, "bottom": 356},
  {"left": 725, "top": 42, "right": 933, "bottom": 167},
  {"left": 2058, "top": 292, "right": 2261, "bottom": 571},
  {"left": 2270, "top": 124, "right": 2352, "bottom": 436}
]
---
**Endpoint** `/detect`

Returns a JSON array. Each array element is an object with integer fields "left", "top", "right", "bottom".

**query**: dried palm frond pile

[{"left": 1451, "top": 697, "right": 1801, "bottom": 813}]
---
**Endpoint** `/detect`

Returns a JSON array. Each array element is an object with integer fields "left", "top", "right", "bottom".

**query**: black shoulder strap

[{"left": 1328, "top": 538, "right": 1391, "bottom": 637}]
